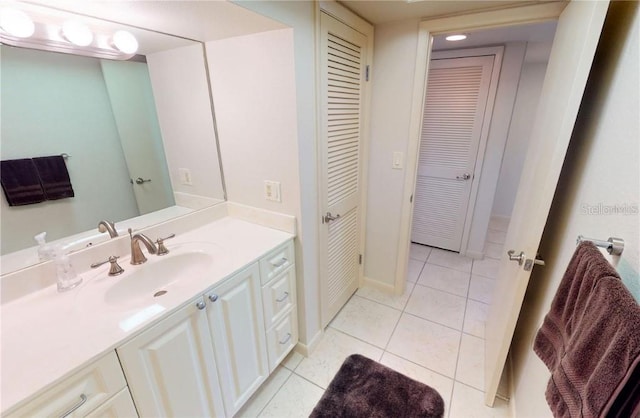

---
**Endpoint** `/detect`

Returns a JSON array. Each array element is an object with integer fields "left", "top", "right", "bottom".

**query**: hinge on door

[
  {"left": 359, "top": 254, "right": 363, "bottom": 265},
  {"left": 365, "top": 65, "right": 370, "bottom": 82}
]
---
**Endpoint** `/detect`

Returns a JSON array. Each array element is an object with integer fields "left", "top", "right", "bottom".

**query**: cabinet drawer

[
  {"left": 85, "top": 388, "right": 138, "bottom": 418},
  {"left": 6, "top": 351, "right": 126, "bottom": 418},
  {"left": 262, "top": 266, "right": 296, "bottom": 329},
  {"left": 259, "top": 240, "right": 294, "bottom": 285},
  {"left": 266, "top": 307, "right": 298, "bottom": 373}
]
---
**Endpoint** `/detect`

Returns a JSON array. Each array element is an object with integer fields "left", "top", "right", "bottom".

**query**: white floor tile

[
  {"left": 407, "top": 259, "right": 426, "bottom": 283},
  {"left": 380, "top": 352, "right": 454, "bottom": 410},
  {"left": 237, "top": 366, "right": 292, "bottom": 417},
  {"left": 488, "top": 216, "right": 510, "bottom": 232},
  {"left": 387, "top": 313, "right": 461, "bottom": 378},
  {"left": 456, "top": 334, "right": 485, "bottom": 391},
  {"left": 330, "top": 295, "right": 402, "bottom": 348},
  {"left": 295, "top": 328, "right": 383, "bottom": 389},
  {"left": 449, "top": 382, "right": 511, "bottom": 418},
  {"left": 484, "top": 242, "right": 504, "bottom": 260},
  {"left": 463, "top": 299, "right": 488, "bottom": 339},
  {"left": 418, "top": 263, "right": 471, "bottom": 297},
  {"left": 406, "top": 285, "right": 466, "bottom": 330},
  {"left": 357, "top": 282, "right": 415, "bottom": 311},
  {"left": 486, "top": 229, "right": 507, "bottom": 245},
  {"left": 427, "top": 248, "right": 473, "bottom": 273},
  {"left": 410, "top": 243, "right": 432, "bottom": 261},
  {"left": 281, "top": 350, "right": 304, "bottom": 371},
  {"left": 258, "top": 374, "right": 324, "bottom": 418},
  {"left": 472, "top": 258, "right": 500, "bottom": 279},
  {"left": 469, "top": 275, "right": 496, "bottom": 304}
]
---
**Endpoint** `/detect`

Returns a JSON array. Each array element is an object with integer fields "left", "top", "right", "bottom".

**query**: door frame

[
  {"left": 412, "top": 46, "right": 504, "bottom": 252},
  {"left": 317, "top": 1, "right": 374, "bottom": 326},
  {"left": 394, "top": 2, "right": 568, "bottom": 295}
]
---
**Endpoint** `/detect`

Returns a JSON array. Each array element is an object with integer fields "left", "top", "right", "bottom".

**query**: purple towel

[
  {"left": 534, "top": 242, "right": 619, "bottom": 371},
  {"left": 0, "top": 158, "right": 46, "bottom": 206},
  {"left": 545, "top": 277, "right": 640, "bottom": 418},
  {"left": 32, "top": 156, "right": 74, "bottom": 200}
]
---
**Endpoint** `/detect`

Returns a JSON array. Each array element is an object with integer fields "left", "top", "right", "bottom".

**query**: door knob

[
  {"left": 208, "top": 294, "right": 218, "bottom": 302},
  {"left": 456, "top": 173, "right": 472, "bottom": 180},
  {"left": 323, "top": 212, "right": 340, "bottom": 223},
  {"left": 196, "top": 300, "right": 206, "bottom": 310},
  {"left": 507, "top": 250, "right": 525, "bottom": 265},
  {"left": 508, "top": 250, "right": 546, "bottom": 270},
  {"left": 135, "top": 177, "right": 152, "bottom": 185}
]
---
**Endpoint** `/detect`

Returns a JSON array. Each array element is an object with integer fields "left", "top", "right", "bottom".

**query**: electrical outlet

[
  {"left": 264, "top": 180, "right": 281, "bottom": 202},
  {"left": 179, "top": 168, "right": 193, "bottom": 185}
]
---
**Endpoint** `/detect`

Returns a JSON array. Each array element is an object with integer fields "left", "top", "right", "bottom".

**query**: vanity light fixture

[
  {"left": 0, "top": 8, "right": 34, "bottom": 38},
  {"left": 0, "top": 7, "right": 139, "bottom": 60},
  {"left": 445, "top": 34, "right": 467, "bottom": 42}
]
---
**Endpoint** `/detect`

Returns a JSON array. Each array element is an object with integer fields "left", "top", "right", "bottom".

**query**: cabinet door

[
  {"left": 85, "top": 388, "right": 138, "bottom": 418},
  {"left": 117, "top": 298, "right": 225, "bottom": 417},
  {"left": 206, "top": 263, "right": 269, "bottom": 416}
]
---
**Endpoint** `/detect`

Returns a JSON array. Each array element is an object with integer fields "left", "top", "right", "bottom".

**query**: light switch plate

[
  {"left": 392, "top": 152, "right": 404, "bottom": 169},
  {"left": 179, "top": 168, "right": 193, "bottom": 185},
  {"left": 264, "top": 180, "right": 281, "bottom": 202}
]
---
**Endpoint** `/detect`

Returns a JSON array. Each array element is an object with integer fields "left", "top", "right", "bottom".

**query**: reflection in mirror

[{"left": 0, "top": 6, "right": 226, "bottom": 273}]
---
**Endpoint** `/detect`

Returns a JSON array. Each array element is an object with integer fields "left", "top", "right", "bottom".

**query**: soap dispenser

[
  {"left": 53, "top": 245, "right": 83, "bottom": 292},
  {"left": 34, "top": 232, "right": 54, "bottom": 261}
]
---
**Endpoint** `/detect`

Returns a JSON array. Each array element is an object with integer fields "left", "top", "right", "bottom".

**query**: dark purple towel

[
  {"left": 545, "top": 277, "right": 640, "bottom": 418},
  {"left": 32, "top": 156, "right": 74, "bottom": 200},
  {"left": 534, "top": 242, "right": 619, "bottom": 371},
  {"left": 0, "top": 158, "right": 46, "bottom": 206}
]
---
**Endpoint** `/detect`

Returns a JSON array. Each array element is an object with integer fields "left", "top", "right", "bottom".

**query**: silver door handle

[
  {"left": 135, "top": 177, "right": 152, "bottom": 184},
  {"left": 59, "top": 394, "right": 87, "bottom": 418},
  {"left": 323, "top": 212, "right": 340, "bottom": 223},
  {"left": 507, "top": 250, "right": 525, "bottom": 265},
  {"left": 456, "top": 173, "right": 472, "bottom": 180}
]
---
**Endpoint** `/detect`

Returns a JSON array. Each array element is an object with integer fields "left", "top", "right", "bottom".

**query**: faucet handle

[
  {"left": 91, "top": 256, "right": 124, "bottom": 276},
  {"left": 156, "top": 234, "right": 176, "bottom": 256}
]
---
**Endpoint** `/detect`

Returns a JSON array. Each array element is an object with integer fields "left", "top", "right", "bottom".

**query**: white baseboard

[
  {"left": 361, "top": 276, "right": 397, "bottom": 294},
  {"left": 295, "top": 329, "right": 323, "bottom": 357}
]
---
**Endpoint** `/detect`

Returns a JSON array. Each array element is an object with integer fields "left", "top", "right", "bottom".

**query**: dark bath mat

[{"left": 310, "top": 354, "right": 445, "bottom": 418}]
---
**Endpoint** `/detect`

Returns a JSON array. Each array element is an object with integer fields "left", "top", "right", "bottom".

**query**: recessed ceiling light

[{"left": 445, "top": 34, "right": 467, "bottom": 42}]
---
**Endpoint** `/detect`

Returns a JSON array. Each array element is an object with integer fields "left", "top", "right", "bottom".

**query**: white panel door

[
  {"left": 484, "top": 0, "right": 609, "bottom": 405},
  {"left": 117, "top": 298, "right": 225, "bottom": 417},
  {"left": 412, "top": 56, "right": 495, "bottom": 251},
  {"left": 319, "top": 12, "right": 368, "bottom": 327},
  {"left": 206, "top": 263, "right": 268, "bottom": 416}
]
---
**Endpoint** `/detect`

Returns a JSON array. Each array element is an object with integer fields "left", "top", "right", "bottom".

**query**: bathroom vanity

[{"left": 1, "top": 207, "right": 298, "bottom": 417}]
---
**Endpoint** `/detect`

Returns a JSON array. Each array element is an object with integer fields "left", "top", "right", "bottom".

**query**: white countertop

[{"left": 0, "top": 216, "right": 294, "bottom": 414}]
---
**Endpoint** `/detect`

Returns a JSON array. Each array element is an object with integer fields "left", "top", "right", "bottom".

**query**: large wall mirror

[{"left": 1, "top": 3, "right": 228, "bottom": 273}]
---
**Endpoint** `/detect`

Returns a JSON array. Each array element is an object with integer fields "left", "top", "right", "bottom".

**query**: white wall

[
  {"left": 225, "top": 1, "right": 321, "bottom": 346},
  {"left": 0, "top": 46, "right": 139, "bottom": 254},
  {"left": 510, "top": 3, "right": 639, "bottom": 415},
  {"left": 492, "top": 60, "right": 548, "bottom": 218},
  {"left": 146, "top": 44, "right": 225, "bottom": 205}
]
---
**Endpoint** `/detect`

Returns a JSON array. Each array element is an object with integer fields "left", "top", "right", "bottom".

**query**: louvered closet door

[
  {"left": 319, "top": 12, "right": 367, "bottom": 327},
  {"left": 412, "top": 56, "right": 494, "bottom": 251}
]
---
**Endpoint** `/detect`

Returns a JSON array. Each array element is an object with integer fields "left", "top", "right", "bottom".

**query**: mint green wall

[{"left": 0, "top": 45, "right": 139, "bottom": 254}]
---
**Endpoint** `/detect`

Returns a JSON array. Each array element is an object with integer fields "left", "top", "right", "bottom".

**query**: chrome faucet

[
  {"left": 98, "top": 220, "right": 119, "bottom": 238},
  {"left": 128, "top": 228, "right": 157, "bottom": 265}
]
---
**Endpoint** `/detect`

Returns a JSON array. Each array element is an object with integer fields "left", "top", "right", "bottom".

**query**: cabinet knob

[
  {"left": 208, "top": 294, "right": 219, "bottom": 302},
  {"left": 196, "top": 301, "right": 206, "bottom": 310}
]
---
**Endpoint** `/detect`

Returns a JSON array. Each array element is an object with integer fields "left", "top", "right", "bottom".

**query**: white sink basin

[{"left": 77, "top": 242, "right": 225, "bottom": 311}]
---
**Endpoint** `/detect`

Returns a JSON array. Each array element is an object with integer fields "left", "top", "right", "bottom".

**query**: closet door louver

[
  {"left": 412, "top": 56, "right": 494, "bottom": 251},
  {"left": 320, "top": 13, "right": 367, "bottom": 327}
]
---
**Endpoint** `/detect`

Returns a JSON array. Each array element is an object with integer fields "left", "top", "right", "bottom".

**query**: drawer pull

[
  {"left": 276, "top": 292, "right": 289, "bottom": 303},
  {"left": 59, "top": 394, "right": 87, "bottom": 418},
  {"left": 279, "top": 333, "right": 292, "bottom": 345},
  {"left": 271, "top": 257, "right": 288, "bottom": 268}
]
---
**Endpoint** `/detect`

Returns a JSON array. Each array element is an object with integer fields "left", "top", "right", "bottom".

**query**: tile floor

[{"left": 237, "top": 218, "right": 511, "bottom": 418}]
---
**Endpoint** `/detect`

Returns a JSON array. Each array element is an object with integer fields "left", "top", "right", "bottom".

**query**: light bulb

[
  {"left": 62, "top": 20, "right": 93, "bottom": 46},
  {"left": 445, "top": 34, "right": 467, "bottom": 42},
  {"left": 0, "top": 8, "right": 35, "bottom": 38},
  {"left": 112, "top": 30, "right": 138, "bottom": 54}
]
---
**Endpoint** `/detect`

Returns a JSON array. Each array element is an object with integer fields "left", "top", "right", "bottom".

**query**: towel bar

[
  {"left": 576, "top": 235, "right": 624, "bottom": 256},
  {"left": 60, "top": 153, "right": 71, "bottom": 159}
]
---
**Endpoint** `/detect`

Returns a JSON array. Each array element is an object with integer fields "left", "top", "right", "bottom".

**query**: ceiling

[{"left": 338, "top": 0, "right": 563, "bottom": 25}]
